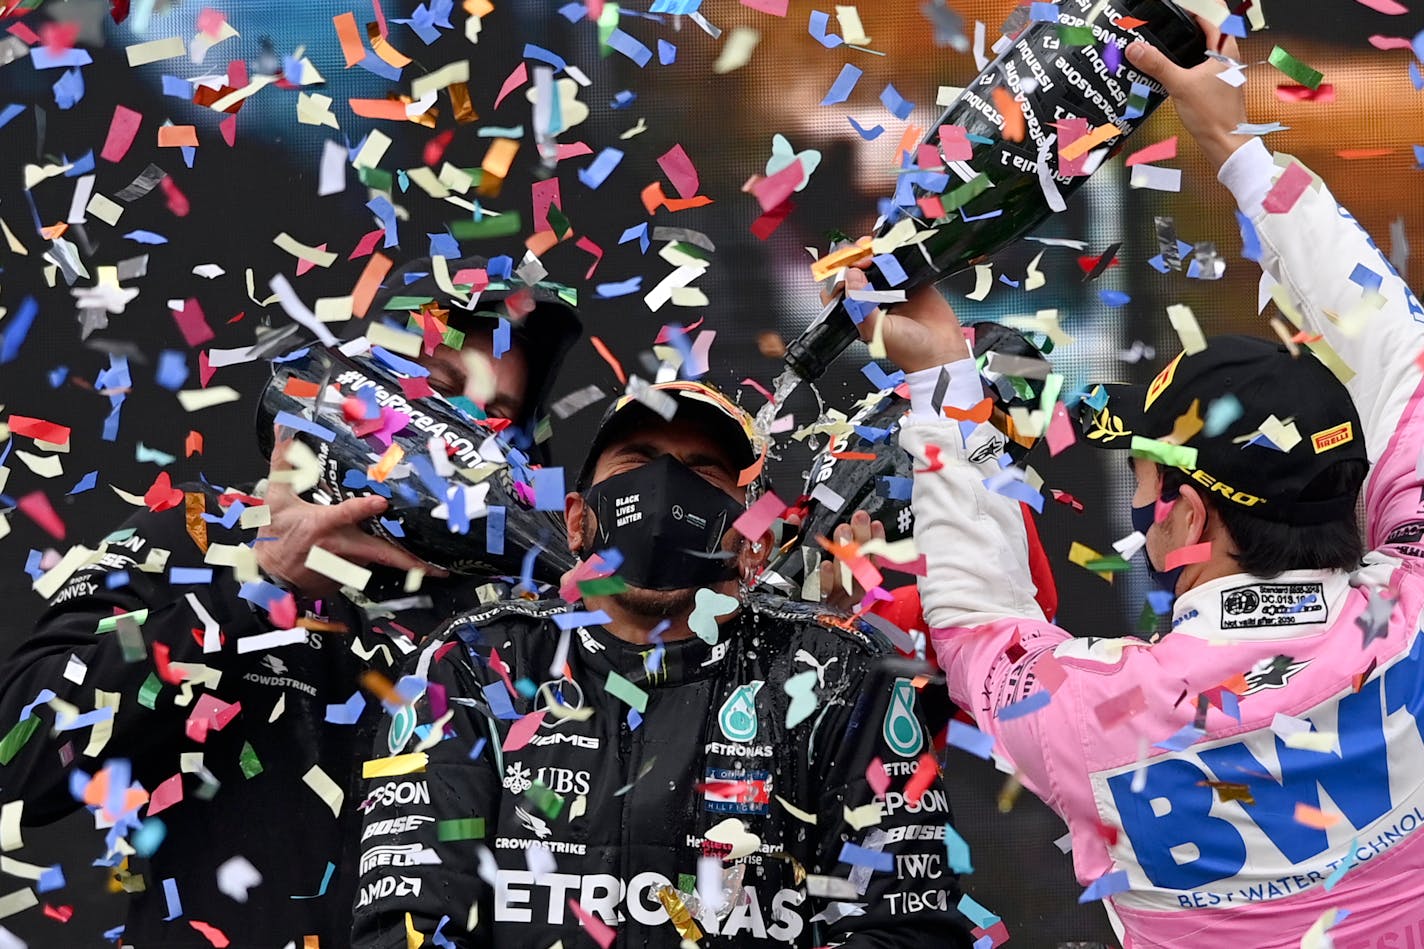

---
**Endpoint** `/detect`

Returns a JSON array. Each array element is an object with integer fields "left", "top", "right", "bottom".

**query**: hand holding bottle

[{"left": 822, "top": 266, "right": 970, "bottom": 373}]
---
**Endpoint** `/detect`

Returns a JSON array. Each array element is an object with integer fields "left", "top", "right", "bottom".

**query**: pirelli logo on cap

[
  {"left": 1311, "top": 422, "right": 1355, "bottom": 454},
  {"left": 1144, "top": 353, "right": 1185, "bottom": 411}
]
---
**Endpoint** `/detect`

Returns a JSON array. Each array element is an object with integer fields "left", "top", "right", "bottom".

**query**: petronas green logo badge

[
  {"left": 883, "top": 678, "right": 924, "bottom": 757},
  {"left": 387, "top": 703, "right": 417, "bottom": 755},
  {"left": 718, "top": 681, "right": 764, "bottom": 743}
]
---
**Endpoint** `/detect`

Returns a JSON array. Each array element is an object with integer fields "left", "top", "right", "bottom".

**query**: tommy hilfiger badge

[{"left": 1220, "top": 582, "right": 1328, "bottom": 630}]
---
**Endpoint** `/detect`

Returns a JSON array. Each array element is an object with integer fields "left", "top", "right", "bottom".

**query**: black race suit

[{"left": 351, "top": 595, "right": 977, "bottom": 948}]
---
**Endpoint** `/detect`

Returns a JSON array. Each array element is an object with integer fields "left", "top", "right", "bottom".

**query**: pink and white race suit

[{"left": 901, "top": 137, "right": 1424, "bottom": 949}]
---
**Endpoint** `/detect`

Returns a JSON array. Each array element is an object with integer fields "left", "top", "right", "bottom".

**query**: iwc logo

[
  {"left": 717, "top": 681, "right": 764, "bottom": 743},
  {"left": 883, "top": 678, "right": 924, "bottom": 757}
]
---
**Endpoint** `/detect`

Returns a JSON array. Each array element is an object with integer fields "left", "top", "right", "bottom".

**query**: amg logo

[{"left": 527, "top": 733, "right": 600, "bottom": 749}]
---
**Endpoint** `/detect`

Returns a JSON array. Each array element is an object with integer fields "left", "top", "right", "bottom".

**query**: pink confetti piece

[
  {"left": 1368, "top": 34, "right": 1415, "bottom": 49},
  {"left": 740, "top": 0, "right": 788, "bottom": 14},
  {"left": 531, "top": 178, "right": 562, "bottom": 233},
  {"left": 1054, "top": 116, "right": 1094, "bottom": 177},
  {"left": 100, "top": 104, "right": 143, "bottom": 162},
  {"left": 1045, "top": 403, "right": 1077, "bottom": 456},
  {"left": 939, "top": 124, "right": 972, "bottom": 162},
  {"left": 1262, "top": 162, "right": 1313, "bottom": 214},
  {"left": 147, "top": 773, "right": 184, "bottom": 816},
  {"left": 568, "top": 898, "right": 617, "bottom": 949},
  {"left": 188, "top": 920, "right": 231, "bottom": 948},
  {"left": 18, "top": 490, "right": 66, "bottom": 540},
  {"left": 1164, "top": 541, "right": 1213, "bottom": 571},
  {"left": 657, "top": 143, "right": 701, "bottom": 199},
  {"left": 866, "top": 758, "right": 890, "bottom": 798},
  {"left": 732, "top": 490, "right": 786, "bottom": 542},
  {"left": 495, "top": 62, "right": 528, "bottom": 109},
  {"left": 502, "top": 710, "right": 548, "bottom": 752},
  {"left": 556, "top": 141, "right": 593, "bottom": 160},
  {"left": 1094, "top": 686, "right": 1147, "bottom": 730},
  {"left": 753, "top": 158, "right": 803, "bottom": 212},
  {"left": 1125, "top": 135, "right": 1179, "bottom": 167},
  {"left": 1353, "top": 0, "right": 1408, "bottom": 13},
  {"left": 575, "top": 236, "right": 603, "bottom": 279}
]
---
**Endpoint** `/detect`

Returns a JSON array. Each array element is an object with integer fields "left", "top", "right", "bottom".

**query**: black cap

[
  {"left": 1077, "top": 335, "right": 1367, "bottom": 524},
  {"left": 575, "top": 380, "right": 765, "bottom": 494}
]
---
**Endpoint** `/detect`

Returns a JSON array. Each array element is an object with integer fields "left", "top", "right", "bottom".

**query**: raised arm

[{"left": 1128, "top": 19, "right": 1424, "bottom": 553}]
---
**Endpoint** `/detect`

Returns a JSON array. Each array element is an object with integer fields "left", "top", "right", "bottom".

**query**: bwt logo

[{"left": 1100, "top": 631, "right": 1424, "bottom": 893}]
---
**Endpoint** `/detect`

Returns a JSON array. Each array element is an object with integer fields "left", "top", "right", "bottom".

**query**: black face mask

[{"left": 582, "top": 455, "right": 746, "bottom": 591}]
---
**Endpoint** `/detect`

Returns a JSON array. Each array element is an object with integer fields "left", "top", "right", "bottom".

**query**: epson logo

[
  {"left": 355, "top": 875, "right": 421, "bottom": 909},
  {"left": 359, "top": 780, "right": 430, "bottom": 813}
]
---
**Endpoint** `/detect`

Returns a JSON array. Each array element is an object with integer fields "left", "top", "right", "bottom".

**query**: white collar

[{"left": 1169, "top": 569, "right": 1351, "bottom": 643}]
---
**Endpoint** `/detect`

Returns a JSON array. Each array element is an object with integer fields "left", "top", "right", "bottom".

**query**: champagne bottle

[
  {"left": 783, "top": 0, "right": 1206, "bottom": 381},
  {"left": 254, "top": 345, "right": 573, "bottom": 584}
]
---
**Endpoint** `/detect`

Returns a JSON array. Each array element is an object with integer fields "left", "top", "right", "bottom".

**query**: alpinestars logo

[{"left": 1241, "top": 655, "right": 1310, "bottom": 695}]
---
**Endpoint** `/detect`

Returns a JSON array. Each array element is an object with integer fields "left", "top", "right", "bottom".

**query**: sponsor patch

[
  {"left": 703, "top": 767, "right": 771, "bottom": 815},
  {"left": 1220, "top": 582, "right": 1328, "bottom": 630},
  {"left": 717, "top": 681, "right": 764, "bottom": 743},
  {"left": 883, "top": 677, "right": 925, "bottom": 757},
  {"left": 1144, "top": 352, "right": 1184, "bottom": 410},
  {"left": 1311, "top": 421, "right": 1354, "bottom": 454},
  {"left": 1241, "top": 654, "right": 1310, "bottom": 695}
]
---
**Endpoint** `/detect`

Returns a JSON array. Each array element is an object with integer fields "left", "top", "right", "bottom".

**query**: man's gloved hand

[
  {"left": 255, "top": 434, "right": 449, "bottom": 599},
  {"left": 1126, "top": 13, "right": 1251, "bottom": 171}
]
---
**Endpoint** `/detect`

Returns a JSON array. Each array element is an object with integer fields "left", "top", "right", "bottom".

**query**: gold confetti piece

[
  {"left": 713, "top": 26, "right": 760, "bottom": 74},
  {"left": 810, "top": 242, "right": 872, "bottom": 283},
  {"left": 302, "top": 764, "right": 344, "bottom": 817},
  {"left": 177, "top": 386, "right": 242, "bottom": 411},
  {"left": 1202, "top": 781, "right": 1254, "bottom": 805},
  {"left": 367, "top": 22, "right": 412, "bottom": 68},
  {"left": 126, "top": 35, "right": 187, "bottom": 66},
  {"left": 1167, "top": 304, "right": 1206, "bottom": 355},
  {"left": 185, "top": 492, "right": 209, "bottom": 554},
  {"left": 997, "top": 771, "right": 1023, "bottom": 814},
  {"left": 368, "top": 444, "right": 404, "bottom": 483},
  {"left": 362, "top": 753, "right": 429, "bottom": 778},
  {"left": 304, "top": 545, "right": 373, "bottom": 591},
  {"left": 657, "top": 886, "right": 704, "bottom": 943},
  {"left": 774, "top": 795, "right": 818, "bottom": 824}
]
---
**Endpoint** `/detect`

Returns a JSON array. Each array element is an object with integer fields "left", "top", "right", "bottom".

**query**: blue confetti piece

[
  {"left": 429, "top": 232, "right": 461, "bottom": 259},
  {"left": 879, "top": 83, "right": 914, "bottom": 120},
  {"left": 105, "top": 570, "right": 130, "bottom": 590},
  {"left": 557, "top": 2, "right": 586, "bottom": 21},
  {"left": 997, "top": 690, "right": 1051, "bottom": 721},
  {"left": 37, "top": 864, "right": 65, "bottom": 893},
  {"left": 356, "top": 53, "right": 402, "bottom": 80},
  {"left": 162, "top": 878, "right": 183, "bottom": 920},
  {"left": 1146, "top": 254, "right": 1170, "bottom": 274},
  {"left": 22, "top": 549, "right": 43, "bottom": 582},
  {"left": 68, "top": 470, "right": 98, "bottom": 495},
  {"left": 325, "top": 691, "right": 367, "bottom": 725},
  {"left": 944, "top": 823, "right": 974, "bottom": 874},
  {"left": 468, "top": 736, "right": 488, "bottom": 760},
  {"left": 596, "top": 276, "right": 643, "bottom": 298},
  {"left": 852, "top": 424, "right": 892, "bottom": 444},
  {"left": 1221, "top": 13, "right": 1247, "bottom": 37},
  {"left": 618, "top": 222, "right": 650, "bottom": 253},
  {"left": 1414, "top": 144, "right": 1424, "bottom": 170},
  {"left": 487, "top": 255, "right": 514, "bottom": 280},
  {"left": 367, "top": 196, "right": 400, "bottom": 247},
  {"left": 650, "top": 0, "right": 701, "bottom": 11},
  {"left": 133, "top": 818, "right": 166, "bottom": 858},
  {"left": 1, "top": 296, "right": 38, "bottom": 364},
  {"left": 848, "top": 116, "right": 884, "bottom": 140},
  {"left": 124, "top": 230, "right": 168, "bottom": 245},
  {"left": 1204, "top": 393, "right": 1243, "bottom": 437},
  {"left": 530, "top": 467, "right": 565, "bottom": 511},
  {"left": 578, "top": 147, "right": 625, "bottom": 189},
  {"left": 53, "top": 67, "right": 85, "bottom": 110},
  {"left": 1029, "top": 1, "right": 1059, "bottom": 21},
  {"left": 66, "top": 149, "right": 95, "bottom": 177},
  {"left": 821, "top": 63, "right": 862, "bottom": 105},
  {"left": 861, "top": 362, "right": 905, "bottom": 391},
  {"left": 553, "top": 610, "right": 614, "bottom": 630},
  {"left": 947, "top": 719, "right": 995, "bottom": 759},
  {"left": 998, "top": 274, "right": 1021, "bottom": 288},
  {"left": 958, "top": 893, "right": 999, "bottom": 928},
  {"left": 485, "top": 505, "right": 506, "bottom": 556},
  {"left": 155, "top": 350, "right": 189, "bottom": 391},
  {"left": 1147, "top": 589, "right": 1175, "bottom": 615},
  {"left": 1079, "top": 869, "right": 1130, "bottom": 903},
  {"left": 872, "top": 253, "right": 908, "bottom": 287},
  {"left": 524, "top": 43, "right": 568, "bottom": 72},
  {"left": 292, "top": 861, "right": 336, "bottom": 900},
  {"left": 610, "top": 90, "right": 637, "bottom": 109},
  {"left": 1124, "top": 80, "right": 1153, "bottom": 121},
  {"left": 1324, "top": 839, "right": 1359, "bottom": 891},
  {"left": 1411, "top": 61, "right": 1423, "bottom": 92},
  {"left": 974, "top": 937, "right": 993, "bottom": 949},
  {"left": 0, "top": 103, "right": 25, "bottom": 131},
  {"left": 482, "top": 682, "right": 519, "bottom": 720},
  {"left": 1099, "top": 290, "right": 1131, "bottom": 307},
  {"left": 1349, "top": 263, "right": 1383, "bottom": 294},
  {"left": 1412, "top": 27, "right": 1424, "bottom": 64},
  {"left": 608, "top": 28, "right": 652, "bottom": 66},
  {"left": 48, "top": 365, "right": 68, "bottom": 388},
  {"left": 273, "top": 411, "right": 338, "bottom": 442},
  {"left": 446, "top": 481, "right": 470, "bottom": 536},
  {"left": 959, "top": 207, "right": 1003, "bottom": 223},
  {"left": 31, "top": 46, "right": 93, "bottom": 69},
  {"left": 808, "top": 10, "right": 843, "bottom": 48},
  {"left": 878, "top": 476, "right": 912, "bottom": 501},
  {"left": 18, "top": 689, "right": 56, "bottom": 722},
  {"left": 1220, "top": 690, "right": 1241, "bottom": 722},
  {"left": 371, "top": 346, "right": 429, "bottom": 377},
  {"left": 657, "top": 39, "right": 677, "bottom": 64},
  {"left": 1153, "top": 724, "right": 1204, "bottom": 752},
  {"left": 985, "top": 475, "right": 1044, "bottom": 512},
  {"left": 838, "top": 841, "right": 894, "bottom": 873},
  {"left": 169, "top": 567, "right": 214, "bottom": 585}
]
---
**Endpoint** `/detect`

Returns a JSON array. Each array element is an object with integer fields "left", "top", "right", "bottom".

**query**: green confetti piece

[
  {"left": 1268, "top": 46, "right": 1323, "bottom": 90},
  {"left": 101, "top": 527, "right": 138, "bottom": 545},
  {"left": 115, "top": 617, "right": 147, "bottom": 663},
  {"left": 1137, "top": 600, "right": 1160, "bottom": 634},
  {"left": 1083, "top": 556, "right": 1133, "bottom": 573},
  {"left": 0, "top": 716, "right": 40, "bottom": 766},
  {"left": 138, "top": 672, "right": 162, "bottom": 710},
  {"left": 577, "top": 576, "right": 628, "bottom": 597},
  {"left": 525, "top": 780, "right": 565, "bottom": 820},
  {"left": 1130, "top": 435, "right": 1199, "bottom": 470},
  {"left": 1058, "top": 24, "right": 1095, "bottom": 46},
  {"left": 943, "top": 173, "right": 991, "bottom": 212},
  {"left": 597, "top": 2, "right": 621, "bottom": 55},
  {"left": 604, "top": 670, "right": 648, "bottom": 713},
  {"left": 677, "top": 873, "right": 697, "bottom": 894},
  {"left": 239, "top": 741, "right": 263, "bottom": 779},
  {"left": 546, "top": 204, "right": 573, "bottom": 240},
  {"left": 382, "top": 295, "right": 437, "bottom": 312},
  {"left": 533, "top": 415, "right": 553, "bottom": 445},
  {"left": 95, "top": 609, "right": 148, "bottom": 634},
  {"left": 449, "top": 212, "right": 524, "bottom": 240},
  {"left": 356, "top": 165, "right": 393, "bottom": 192},
  {"left": 438, "top": 817, "right": 486, "bottom": 841}
]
